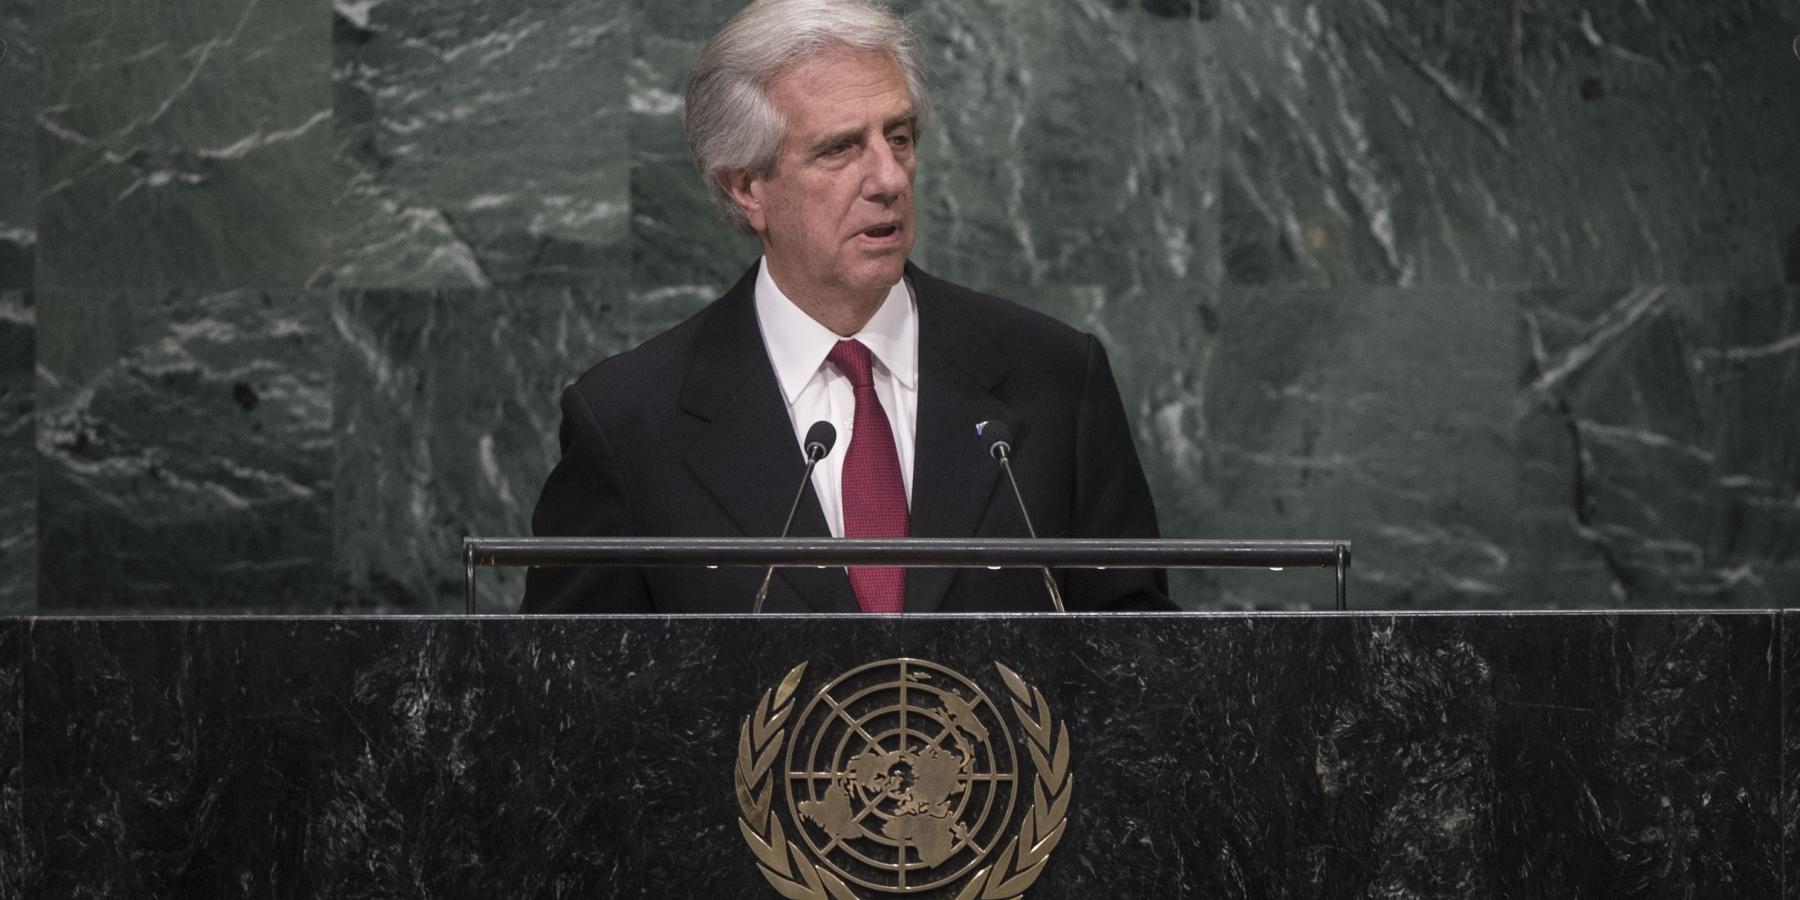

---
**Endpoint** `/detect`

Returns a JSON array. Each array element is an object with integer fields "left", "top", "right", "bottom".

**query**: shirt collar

[{"left": 754, "top": 257, "right": 918, "bottom": 405}]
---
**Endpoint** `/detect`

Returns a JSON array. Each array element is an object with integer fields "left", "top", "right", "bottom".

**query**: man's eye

[
  {"left": 822, "top": 143, "right": 851, "bottom": 158},
  {"left": 889, "top": 133, "right": 912, "bottom": 148}
]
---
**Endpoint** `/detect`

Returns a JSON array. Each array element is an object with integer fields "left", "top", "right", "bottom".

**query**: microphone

[
  {"left": 974, "top": 420, "right": 1067, "bottom": 613},
  {"left": 751, "top": 421, "right": 836, "bottom": 613}
]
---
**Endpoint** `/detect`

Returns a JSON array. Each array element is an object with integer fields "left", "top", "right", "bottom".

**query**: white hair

[{"left": 684, "top": 0, "right": 931, "bottom": 235}]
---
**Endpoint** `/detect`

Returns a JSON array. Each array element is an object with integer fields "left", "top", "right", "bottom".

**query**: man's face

[{"left": 729, "top": 45, "right": 917, "bottom": 309}]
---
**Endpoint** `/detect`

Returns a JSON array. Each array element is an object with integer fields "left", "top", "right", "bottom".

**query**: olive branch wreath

[{"left": 734, "top": 661, "right": 1072, "bottom": 900}]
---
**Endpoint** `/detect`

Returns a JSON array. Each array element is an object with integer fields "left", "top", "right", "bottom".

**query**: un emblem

[{"left": 735, "top": 659, "right": 1072, "bottom": 899}]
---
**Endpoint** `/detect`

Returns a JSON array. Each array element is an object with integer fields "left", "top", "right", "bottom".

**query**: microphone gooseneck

[
  {"left": 751, "top": 421, "right": 837, "bottom": 614},
  {"left": 974, "top": 420, "right": 1068, "bottom": 613}
]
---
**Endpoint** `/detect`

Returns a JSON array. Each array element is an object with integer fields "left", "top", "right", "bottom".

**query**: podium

[{"left": 1, "top": 610, "right": 1787, "bottom": 897}]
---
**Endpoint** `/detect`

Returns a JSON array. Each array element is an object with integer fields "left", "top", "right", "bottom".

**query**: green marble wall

[{"left": 0, "top": 0, "right": 1795, "bottom": 612}]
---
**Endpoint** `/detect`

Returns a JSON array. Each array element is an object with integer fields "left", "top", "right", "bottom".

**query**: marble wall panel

[
  {"left": 0, "top": 622, "right": 21, "bottom": 898},
  {"left": 0, "top": 294, "right": 32, "bottom": 612},
  {"left": 35, "top": 290, "right": 333, "bottom": 610},
  {"left": 1024, "top": 285, "right": 1220, "bottom": 533},
  {"left": 629, "top": 0, "right": 765, "bottom": 322},
  {"left": 1518, "top": 286, "right": 1800, "bottom": 608},
  {"left": 5, "top": 0, "right": 1796, "bottom": 613},
  {"left": 1508, "top": 3, "right": 1800, "bottom": 287},
  {"left": 0, "top": 1, "right": 37, "bottom": 290},
  {"left": 330, "top": 0, "right": 632, "bottom": 290},
  {"left": 1202, "top": 286, "right": 1519, "bottom": 609},
  {"left": 1022, "top": 284, "right": 1247, "bottom": 606},
  {"left": 332, "top": 288, "right": 633, "bottom": 611},
  {"left": 1214, "top": 0, "right": 1800, "bottom": 287},
  {"left": 903, "top": 0, "right": 1221, "bottom": 294},
  {"left": 34, "top": 0, "right": 332, "bottom": 292}
]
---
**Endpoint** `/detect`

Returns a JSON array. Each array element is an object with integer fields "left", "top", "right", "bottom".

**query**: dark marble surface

[
  {"left": 0, "top": 622, "right": 21, "bottom": 898},
  {"left": 1785, "top": 610, "right": 1800, "bottom": 900},
  {"left": 8, "top": 612, "right": 1787, "bottom": 898},
  {"left": 0, "top": 294, "right": 31, "bottom": 612},
  {"left": 35, "top": 291, "right": 333, "bottom": 610},
  {"left": 34, "top": 0, "right": 332, "bottom": 292},
  {"left": 0, "top": 1, "right": 37, "bottom": 290},
  {"left": 332, "top": 288, "right": 633, "bottom": 610}
]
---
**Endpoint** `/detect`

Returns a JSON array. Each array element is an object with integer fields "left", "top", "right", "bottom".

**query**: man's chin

[
  {"left": 846, "top": 264, "right": 907, "bottom": 296},
  {"left": 849, "top": 235, "right": 914, "bottom": 266},
  {"left": 843, "top": 248, "right": 910, "bottom": 291}
]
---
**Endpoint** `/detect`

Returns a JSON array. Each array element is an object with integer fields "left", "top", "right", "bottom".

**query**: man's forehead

[
  {"left": 774, "top": 56, "right": 913, "bottom": 138},
  {"left": 778, "top": 42, "right": 901, "bottom": 83},
  {"left": 802, "top": 105, "right": 916, "bottom": 139}
]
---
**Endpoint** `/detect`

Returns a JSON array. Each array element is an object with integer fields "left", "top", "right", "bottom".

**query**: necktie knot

[{"left": 826, "top": 339, "right": 875, "bottom": 390}]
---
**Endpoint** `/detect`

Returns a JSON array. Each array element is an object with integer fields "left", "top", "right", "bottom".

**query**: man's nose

[{"left": 862, "top": 142, "right": 910, "bottom": 201}]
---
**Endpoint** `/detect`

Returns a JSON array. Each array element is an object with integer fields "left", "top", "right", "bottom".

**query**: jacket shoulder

[
  {"left": 911, "top": 269, "right": 1098, "bottom": 390},
  {"left": 562, "top": 265, "right": 757, "bottom": 426},
  {"left": 922, "top": 275, "right": 1087, "bottom": 341}
]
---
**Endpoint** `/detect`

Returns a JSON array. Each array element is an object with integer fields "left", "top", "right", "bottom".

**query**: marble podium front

[{"left": 0, "top": 612, "right": 1794, "bottom": 898}]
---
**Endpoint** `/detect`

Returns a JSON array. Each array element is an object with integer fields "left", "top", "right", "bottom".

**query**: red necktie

[{"left": 826, "top": 340, "right": 908, "bottom": 613}]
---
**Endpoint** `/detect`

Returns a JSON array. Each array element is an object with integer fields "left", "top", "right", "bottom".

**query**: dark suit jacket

[{"left": 521, "top": 262, "right": 1171, "bottom": 613}]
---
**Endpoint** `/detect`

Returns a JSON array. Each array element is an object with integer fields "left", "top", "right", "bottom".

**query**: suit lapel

[
  {"left": 904, "top": 265, "right": 1015, "bottom": 613},
  {"left": 679, "top": 266, "right": 860, "bottom": 613}
]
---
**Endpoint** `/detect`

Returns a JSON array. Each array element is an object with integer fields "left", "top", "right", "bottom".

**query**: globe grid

[{"left": 784, "top": 659, "right": 1020, "bottom": 893}]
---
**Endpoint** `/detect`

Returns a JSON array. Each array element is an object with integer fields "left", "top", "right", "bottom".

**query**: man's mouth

[{"left": 859, "top": 224, "right": 901, "bottom": 240}]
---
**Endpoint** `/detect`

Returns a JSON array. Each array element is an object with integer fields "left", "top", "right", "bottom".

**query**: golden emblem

[{"left": 735, "top": 659, "right": 1072, "bottom": 898}]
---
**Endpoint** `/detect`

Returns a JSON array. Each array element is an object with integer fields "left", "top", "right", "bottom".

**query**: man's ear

[{"left": 717, "top": 168, "right": 767, "bottom": 233}]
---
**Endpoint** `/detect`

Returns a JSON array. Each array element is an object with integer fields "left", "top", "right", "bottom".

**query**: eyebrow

[{"left": 806, "top": 109, "right": 918, "bottom": 156}]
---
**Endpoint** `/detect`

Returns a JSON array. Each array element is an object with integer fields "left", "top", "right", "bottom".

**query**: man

[{"left": 522, "top": 0, "right": 1169, "bottom": 613}]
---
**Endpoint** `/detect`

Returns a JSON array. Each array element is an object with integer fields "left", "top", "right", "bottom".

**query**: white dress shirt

[{"left": 754, "top": 258, "right": 918, "bottom": 538}]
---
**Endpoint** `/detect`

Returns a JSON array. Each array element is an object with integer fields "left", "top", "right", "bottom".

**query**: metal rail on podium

[{"left": 461, "top": 537, "right": 1353, "bottom": 613}]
